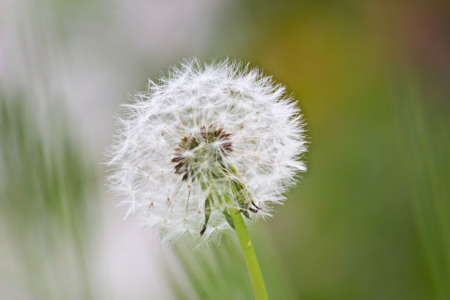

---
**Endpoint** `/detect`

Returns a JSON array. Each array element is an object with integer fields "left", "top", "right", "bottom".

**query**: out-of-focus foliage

[
  {"left": 167, "top": 233, "right": 295, "bottom": 300},
  {"left": 392, "top": 75, "right": 450, "bottom": 299},
  {"left": 0, "top": 94, "right": 98, "bottom": 299}
]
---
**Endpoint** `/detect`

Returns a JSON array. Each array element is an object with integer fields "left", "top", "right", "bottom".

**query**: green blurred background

[{"left": 1, "top": 1, "right": 449, "bottom": 299}]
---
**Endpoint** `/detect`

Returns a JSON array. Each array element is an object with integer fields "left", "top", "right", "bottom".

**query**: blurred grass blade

[
  {"left": 165, "top": 231, "right": 296, "bottom": 300},
  {"left": 391, "top": 74, "right": 450, "bottom": 299},
  {"left": 0, "top": 93, "right": 98, "bottom": 299}
]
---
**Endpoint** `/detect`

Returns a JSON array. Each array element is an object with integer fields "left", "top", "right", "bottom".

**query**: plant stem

[{"left": 229, "top": 207, "right": 269, "bottom": 300}]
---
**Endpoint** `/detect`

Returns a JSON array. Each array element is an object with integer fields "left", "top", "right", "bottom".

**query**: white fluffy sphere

[{"left": 106, "top": 59, "right": 307, "bottom": 243}]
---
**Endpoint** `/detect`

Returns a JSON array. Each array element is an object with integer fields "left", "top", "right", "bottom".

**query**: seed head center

[{"left": 171, "top": 125, "right": 233, "bottom": 181}]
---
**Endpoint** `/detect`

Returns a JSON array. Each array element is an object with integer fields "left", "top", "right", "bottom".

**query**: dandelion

[{"left": 106, "top": 58, "right": 307, "bottom": 299}]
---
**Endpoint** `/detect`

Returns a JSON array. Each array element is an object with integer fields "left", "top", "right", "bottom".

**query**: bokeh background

[{"left": 1, "top": 0, "right": 449, "bottom": 299}]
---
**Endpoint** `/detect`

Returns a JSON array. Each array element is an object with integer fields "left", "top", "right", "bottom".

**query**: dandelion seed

[{"left": 106, "top": 58, "right": 307, "bottom": 244}]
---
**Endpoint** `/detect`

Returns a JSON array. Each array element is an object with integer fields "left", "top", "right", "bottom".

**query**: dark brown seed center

[{"left": 171, "top": 125, "right": 233, "bottom": 181}]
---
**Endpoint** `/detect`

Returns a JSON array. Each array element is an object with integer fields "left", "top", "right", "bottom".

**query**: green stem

[{"left": 229, "top": 207, "right": 269, "bottom": 300}]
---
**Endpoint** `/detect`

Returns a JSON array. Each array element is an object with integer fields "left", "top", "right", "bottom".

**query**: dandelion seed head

[{"left": 106, "top": 58, "right": 307, "bottom": 243}]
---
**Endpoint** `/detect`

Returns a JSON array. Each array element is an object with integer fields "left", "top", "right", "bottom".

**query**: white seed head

[{"left": 106, "top": 59, "right": 307, "bottom": 243}]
